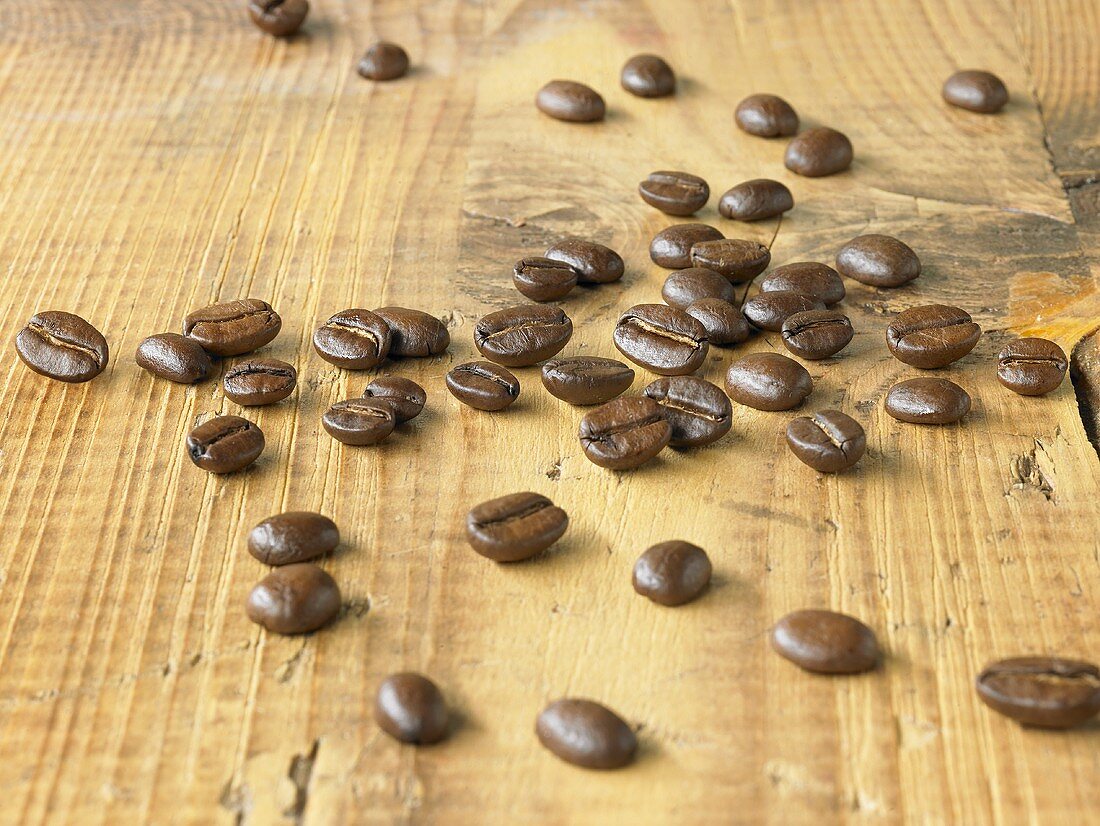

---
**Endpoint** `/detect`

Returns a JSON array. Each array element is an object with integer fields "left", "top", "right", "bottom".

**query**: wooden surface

[{"left": 0, "top": 1, "right": 1098, "bottom": 823}]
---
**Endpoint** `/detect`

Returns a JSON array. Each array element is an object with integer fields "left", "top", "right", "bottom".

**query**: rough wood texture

[{"left": 0, "top": 1, "right": 1097, "bottom": 823}]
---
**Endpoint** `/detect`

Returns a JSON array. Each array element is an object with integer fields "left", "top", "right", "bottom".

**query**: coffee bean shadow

[
  {"left": 600, "top": 107, "right": 633, "bottom": 125},
  {"left": 631, "top": 733, "right": 660, "bottom": 766},
  {"left": 524, "top": 534, "right": 580, "bottom": 566},
  {"left": 675, "top": 76, "right": 704, "bottom": 98}
]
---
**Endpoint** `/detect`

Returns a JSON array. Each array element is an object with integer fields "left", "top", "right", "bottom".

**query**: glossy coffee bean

[
  {"left": 536, "top": 80, "right": 605, "bottom": 123},
  {"left": 363, "top": 376, "right": 426, "bottom": 423},
  {"left": 465, "top": 492, "right": 568, "bottom": 562},
  {"left": 649, "top": 223, "right": 723, "bottom": 269},
  {"left": 16, "top": 311, "right": 109, "bottom": 383},
  {"left": 836, "top": 234, "right": 921, "bottom": 288},
  {"left": 187, "top": 415, "right": 264, "bottom": 474},
  {"left": 761, "top": 262, "right": 845, "bottom": 306},
  {"left": 632, "top": 541, "right": 712, "bottom": 606},
  {"left": 578, "top": 397, "right": 671, "bottom": 470},
  {"left": 474, "top": 305, "right": 572, "bottom": 366},
  {"left": 372, "top": 307, "right": 450, "bottom": 358},
  {"left": 943, "top": 70, "right": 1008, "bottom": 114},
  {"left": 976, "top": 657, "right": 1100, "bottom": 729},
  {"left": 184, "top": 298, "right": 281, "bottom": 357},
  {"left": 446, "top": 361, "right": 519, "bottom": 411},
  {"left": 685, "top": 299, "right": 751, "bottom": 346},
  {"left": 357, "top": 41, "right": 409, "bottom": 81},
  {"left": 544, "top": 239, "right": 625, "bottom": 285},
  {"left": 135, "top": 333, "right": 211, "bottom": 384},
  {"left": 613, "top": 304, "right": 709, "bottom": 376},
  {"left": 725, "top": 353, "right": 812, "bottom": 411},
  {"left": 246, "top": 563, "right": 340, "bottom": 635},
  {"left": 661, "top": 268, "right": 736, "bottom": 309},
  {"left": 643, "top": 376, "right": 731, "bottom": 448},
  {"left": 513, "top": 257, "right": 578, "bottom": 302},
  {"left": 689, "top": 238, "right": 771, "bottom": 282},
  {"left": 223, "top": 358, "right": 296, "bottom": 406},
  {"left": 322, "top": 398, "right": 396, "bottom": 445},
  {"left": 718, "top": 179, "right": 793, "bottom": 221},
  {"left": 786, "top": 410, "right": 866, "bottom": 472},
  {"left": 313, "top": 309, "right": 391, "bottom": 369},
  {"left": 771, "top": 609, "right": 880, "bottom": 674},
  {"left": 743, "top": 291, "right": 825, "bottom": 332},
  {"left": 997, "top": 338, "right": 1067, "bottom": 396},
  {"left": 375, "top": 673, "right": 449, "bottom": 744},
  {"left": 638, "top": 171, "right": 709, "bottom": 216},
  {"left": 734, "top": 93, "right": 799, "bottom": 137},
  {"left": 784, "top": 127, "right": 853, "bottom": 177},
  {"left": 620, "top": 54, "right": 675, "bottom": 98},
  {"left": 248, "top": 511, "right": 339, "bottom": 566},
  {"left": 541, "top": 356, "right": 635, "bottom": 405},
  {"left": 248, "top": 0, "right": 308, "bottom": 37},
  {"left": 887, "top": 304, "right": 981, "bottom": 368},
  {"left": 536, "top": 699, "right": 637, "bottom": 770},
  {"left": 781, "top": 310, "right": 853, "bottom": 359},
  {"left": 885, "top": 378, "right": 971, "bottom": 424}
]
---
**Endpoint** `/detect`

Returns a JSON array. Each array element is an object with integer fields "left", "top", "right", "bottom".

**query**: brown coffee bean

[
  {"left": 372, "top": 307, "right": 450, "bottom": 358},
  {"left": 474, "top": 305, "right": 572, "bottom": 366},
  {"left": 836, "top": 234, "right": 921, "bottom": 288},
  {"left": 887, "top": 304, "right": 981, "bottom": 368},
  {"left": 734, "top": 93, "right": 799, "bottom": 137},
  {"left": 689, "top": 238, "right": 771, "bottom": 282},
  {"left": 885, "top": 378, "right": 971, "bottom": 424},
  {"left": 446, "top": 361, "right": 520, "bottom": 411},
  {"left": 512, "top": 257, "right": 578, "bottom": 302},
  {"left": 976, "top": 657, "right": 1100, "bottom": 729},
  {"left": 643, "top": 376, "right": 731, "bottom": 448},
  {"left": 638, "top": 171, "right": 709, "bottom": 216},
  {"left": 684, "top": 299, "right": 751, "bottom": 346},
  {"left": 313, "top": 309, "right": 391, "bottom": 369},
  {"left": 363, "top": 376, "right": 426, "bottom": 423},
  {"left": 781, "top": 310, "right": 853, "bottom": 359},
  {"left": 184, "top": 298, "right": 281, "bottom": 357},
  {"left": 248, "top": 511, "right": 340, "bottom": 566},
  {"left": 613, "top": 304, "right": 709, "bottom": 376},
  {"left": 541, "top": 356, "right": 635, "bottom": 405},
  {"left": 786, "top": 410, "right": 866, "bottom": 472},
  {"left": 620, "top": 54, "right": 675, "bottom": 98},
  {"left": 322, "top": 398, "right": 396, "bottom": 445},
  {"left": 248, "top": 0, "right": 309, "bottom": 37},
  {"left": 466, "top": 492, "right": 568, "bottom": 562},
  {"left": 784, "top": 127, "right": 853, "bottom": 177},
  {"left": 633, "top": 541, "right": 711, "bottom": 606},
  {"left": 578, "top": 396, "right": 671, "bottom": 470},
  {"left": 718, "top": 179, "right": 794, "bottom": 221},
  {"left": 661, "top": 268, "right": 736, "bottom": 309},
  {"left": 223, "top": 358, "right": 297, "bottom": 406},
  {"left": 16, "top": 311, "right": 109, "bottom": 383},
  {"left": 246, "top": 563, "right": 341, "bottom": 635},
  {"left": 536, "top": 699, "right": 637, "bottom": 770},
  {"left": 544, "top": 239, "right": 625, "bottom": 284},
  {"left": 771, "top": 609, "right": 880, "bottom": 674},
  {"left": 357, "top": 41, "right": 409, "bottom": 81},
  {"left": 375, "top": 673, "right": 449, "bottom": 744},
  {"left": 536, "top": 80, "right": 605, "bottom": 123},
  {"left": 760, "top": 262, "right": 846, "bottom": 306},
  {"left": 997, "top": 338, "right": 1067, "bottom": 396},
  {"left": 135, "top": 333, "right": 211, "bottom": 384},
  {"left": 187, "top": 415, "right": 264, "bottom": 474},
  {"left": 943, "top": 70, "right": 1008, "bottom": 114},
  {"left": 725, "top": 353, "right": 812, "bottom": 411},
  {"left": 650, "top": 223, "right": 723, "bottom": 269},
  {"left": 743, "top": 291, "right": 825, "bottom": 332}
]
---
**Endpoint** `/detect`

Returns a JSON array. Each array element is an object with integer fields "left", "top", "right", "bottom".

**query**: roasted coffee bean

[
  {"left": 885, "top": 378, "right": 971, "bottom": 424},
  {"left": 16, "top": 311, "right": 109, "bottom": 383},
  {"left": 474, "top": 305, "right": 572, "bottom": 366},
  {"left": 781, "top": 310, "right": 853, "bottom": 359},
  {"left": 661, "top": 268, "right": 736, "bottom": 309},
  {"left": 997, "top": 338, "right": 1067, "bottom": 396},
  {"left": 578, "top": 397, "right": 671, "bottom": 470},
  {"left": 135, "top": 333, "right": 211, "bottom": 384},
  {"left": 184, "top": 299, "right": 281, "bottom": 357},
  {"left": 248, "top": 511, "right": 339, "bottom": 566},
  {"left": 685, "top": 299, "right": 751, "bottom": 346},
  {"left": 734, "top": 93, "right": 799, "bottom": 137},
  {"left": 760, "top": 262, "right": 846, "bottom": 306},
  {"left": 836, "top": 234, "right": 921, "bottom": 288},
  {"left": 363, "top": 376, "right": 426, "bottom": 422},
  {"left": 446, "top": 361, "right": 520, "bottom": 411},
  {"left": 372, "top": 307, "right": 450, "bottom": 358},
  {"left": 725, "top": 353, "right": 812, "bottom": 411},
  {"left": 649, "top": 223, "right": 723, "bottom": 269},
  {"left": 638, "top": 171, "right": 709, "bottom": 216},
  {"left": 718, "top": 179, "right": 794, "bottom": 222},
  {"left": 643, "top": 376, "right": 731, "bottom": 448},
  {"left": 743, "top": 291, "right": 825, "bottom": 332},
  {"left": 536, "top": 80, "right": 605, "bottom": 123},
  {"left": 223, "top": 358, "right": 296, "bottom": 406},
  {"left": 357, "top": 41, "right": 409, "bottom": 81},
  {"left": 620, "top": 54, "right": 675, "bottom": 98},
  {"left": 246, "top": 563, "right": 340, "bottom": 635},
  {"left": 632, "top": 541, "right": 712, "bottom": 606},
  {"left": 689, "top": 238, "right": 771, "bottom": 282},
  {"left": 613, "top": 304, "right": 709, "bottom": 376},
  {"left": 541, "top": 356, "right": 635, "bottom": 405},
  {"left": 187, "top": 415, "right": 264, "bottom": 473},
  {"left": 771, "top": 609, "right": 880, "bottom": 674},
  {"left": 784, "top": 127, "right": 853, "bottom": 177},
  {"left": 887, "top": 304, "right": 981, "bottom": 369},
  {"left": 313, "top": 309, "right": 391, "bottom": 369},
  {"left": 375, "top": 673, "right": 449, "bottom": 744},
  {"left": 248, "top": 0, "right": 309, "bottom": 37},
  {"left": 322, "top": 398, "right": 396, "bottom": 445},
  {"left": 544, "top": 239, "right": 625, "bottom": 285},
  {"left": 943, "top": 70, "right": 1008, "bottom": 114},
  {"left": 976, "top": 657, "right": 1100, "bottom": 729},
  {"left": 536, "top": 699, "right": 636, "bottom": 770},
  {"left": 512, "top": 257, "right": 578, "bottom": 302},
  {"left": 465, "top": 492, "right": 568, "bottom": 562},
  {"left": 786, "top": 410, "right": 866, "bottom": 472}
]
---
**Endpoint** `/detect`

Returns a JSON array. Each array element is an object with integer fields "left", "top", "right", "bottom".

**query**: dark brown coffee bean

[
  {"left": 734, "top": 93, "right": 799, "bottom": 137},
  {"left": 363, "top": 376, "right": 426, "bottom": 423},
  {"left": 375, "top": 673, "right": 449, "bottom": 744},
  {"left": 372, "top": 307, "right": 450, "bottom": 358},
  {"left": 322, "top": 398, "right": 396, "bottom": 445},
  {"left": 248, "top": 512, "right": 339, "bottom": 566},
  {"left": 536, "top": 80, "right": 605, "bottom": 123},
  {"left": 135, "top": 333, "right": 210, "bottom": 384},
  {"left": 638, "top": 171, "right": 709, "bottom": 216},
  {"left": 632, "top": 541, "right": 712, "bottom": 606},
  {"left": 246, "top": 563, "right": 340, "bottom": 635},
  {"left": 466, "top": 492, "right": 568, "bottom": 562},
  {"left": 976, "top": 657, "right": 1100, "bottom": 729},
  {"left": 887, "top": 304, "right": 981, "bottom": 369},
  {"left": 661, "top": 268, "right": 736, "bottom": 309},
  {"left": 784, "top": 127, "right": 853, "bottom": 177},
  {"left": 786, "top": 410, "right": 866, "bottom": 472},
  {"left": 760, "top": 262, "right": 846, "bottom": 306},
  {"left": 313, "top": 309, "right": 391, "bottom": 369},
  {"left": 184, "top": 299, "right": 281, "bottom": 357},
  {"left": 781, "top": 310, "right": 853, "bottom": 360},
  {"left": 544, "top": 239, "right": 624, "bottom": 284},
  {"left": 613, "top": 304, "right": 709, "bottom": 376},
  {"left": 836, "top": 234, "right": 921, "bottom": 288},
  {"left": 357, "top": 41, "right": 409, "bottom": 81},
  {"left": 743, "top": 291, "right": 825, "bottom": 332},
  {"left": 771, "top": 609, "right": 880, "bottom": 674},
  {"left": 689, "top": 239, "right": 771, "bottom": 282},
  {"left": 725, "top": 353, "right": 812, "bottom": 411},
  {"left": 474, "top": 305, "right": 572, "bottom": 366},
  {"left": 541, "top": 356, "right": 634, "bottom": 405},
  {"left": 536, "top": 699, "right": 636, "bottom": 770},
  {"left": 684, "top": 299, "right": 751, "bottom": 346},
  {"left": 649, "top": 223, "right": 723, "bottom": 269},
  {"left": 578, "top": 396, "right": 671, "bottom": 470},
  {"left": 620, "top": 54, "right": 675, "bottom": 98},
  {"left": 16, "top": 311, "right": 109, "bottom": 383},
  {"left": 997, "top": 338, "right": 1067, "bottom": 396},
  {"left": 718, "top": 179, "right": 794, "bottom": 221},
  {"left": 223, "top": 358, "right": 296, "bottom": 406},
  {"left": 446, "top": 361, "right": 519, "bottom": 411},
  {"left": 512, "top": 257, "right": 578, "bottom": 302},
  {"left": 885, "top": 378, "right": 971, "bottom": 425},
  {"left": 943, "top": 70, "right": 1008, "bottom": 114},
  {"left": 187, "top": 415, "right": 264, "bottom": 474},
  {"left": 643, "top": 376, "right": 731, "bottom": 448},
  {"left": 248, "top": 0, "right": 308, "bottom": 37}
]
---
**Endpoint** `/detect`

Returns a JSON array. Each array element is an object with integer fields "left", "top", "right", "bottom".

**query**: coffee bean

[
  {"left": 661, "top": 268, "right": 736, "bottom": 309},
  {"left": 620, "top": 54, "right": 675, "bottom": 98},
  {"left": 372, "top": 307, "right": 450, "bottom": 358},
  {"left": 248, "top": 0, "right": 308, "bottom": 37},
  {"left": 784, "top": 127, "right": 853, "bottom": 177},
  {"left": 718, "top": 179, "right": 794, "bottom": 222},
  {"left": 313, "top": 309, "right": 391, "bottom": 369},
  {"left": 976, "top": 657, "right": 1100, "bottom": 729},
  {"left": 578, "top": 396, "right": 671, "bottom": 470},
  {"left": 643, "top": 376, "right": 731, "bottom": 448},
  {"left": 836, "top": 234, "right": 921, "bottom": 288},
  {"left": 16, "top": 310, "right": 109, "bottom": 383},
  {"left": 743, "top": 291, "right": 825, "bottom": 332},
  {"left": 466, "top": 492, "right": 568, "bottom": 562},
  {"left": 135, "top": 333, "right": 211, "bottom": 384},
  {"left": 187, "top": 415, "right": 264, "bottom": 473},
  {"left": 613, "top": 304, "right": 709, "bottom": 376},
  {"left": 223, "top": 358, "right": 297, "bottom": 406},
  {"left": 357, "top": 41, "right": 409, "bottom": 81},
  {"left": 322, "top": 398, "right": 396, "bottom": 445},
  {"left": 781, "top": 310, "right": 853, "bottom": 359},
  {"left": 725, "top": 353, "right": 812, "bottom": 411},
  {"left": 246, "top": 563, "right": 341, "bottom": 635},
  {"left": 474, "top": 305, "right": 572, "bottom": 366},
  {"left": 363, "top": 376, "right": 426, "bottom": 422},
  {"left": 887, "top": 304, "right": 981, "bottom": 368},
  {"left": 943, "top": 70, "right": 1008, "bottom": 114},
  {"left": 684, "top": 299, "right": 751, "bottom": 346},
  {"left": 446, "top": 361, "right": 520, "bottom": 411},
  {"left": 544, "top": 239, "right": 625, "bottom": 284},
  {"left": 184, "top": 299, "right": 281, "bottom": 357},
  {"left": 638, "top": 171, "right": 709, "bottom": 216},
  {"left": 632, "top": 541, "right": 712, "bottom": 606},
  {"left": 689, "top": 238, "right": 771, "bottom": 282},
  {"left": 786, "top": 410, "right": 866, "bottom": 472},
  {"left": 536, "top": 699, "right": 636, "bottom": 770},
  {"left": 375, "top": 673, "right": 449, "bottom": 744},
  {"left": 649, "top": 223, "right": 723, "bottom": 269},
  {"left": 536, "top": 80, "right": 605, "bottom": 123},
  {"left": 771, "top": 609, "right": 880, "bottom": 674},
  {"left": 885, "top": 378, "right": 971, "bottom": 424},
  {"left": 248, "top": 511, "right": 340, "bottom": 566},
  {"left": 760, "top": 262, "right": 846, "bottom": 306},
  {"left": 541, "top": 356, "right": 634, "bottom": 405},
  {"left": 997, "top": 338, "right": 1067, "bottom": 396},
  {"left": 734, "top": 93, "right": 799, "bottom": 137},
  {"left": 512, "top": 257, "right": 578, "bottom": 302}
]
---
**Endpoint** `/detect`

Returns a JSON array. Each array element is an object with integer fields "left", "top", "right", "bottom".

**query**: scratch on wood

[
  {"left": 284, "top": 740, "right": 320, "bottom": 823},
  {"left": 1007, "top": 445, "right": 1055, "bottom": 501}
]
